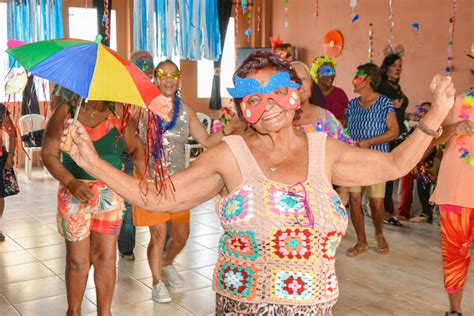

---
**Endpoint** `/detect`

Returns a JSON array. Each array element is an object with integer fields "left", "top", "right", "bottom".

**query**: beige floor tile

[
  {"left": 194, "top": 265, "right": 215, "bottom": 280},
  {"left": 0, "top": 276, "right": 66, "bottom": 304},
  {"left": 84, "top": 276, "right": 151, "bottom": 307},
  {"left": 189, "top": 233, "right": 222, "bottom": 249},
  {"left": 335, "top": 309, "right": 368, "bottom": 315},
  {"left": 174, "top": 249, "right": 218, "bottom": 269},
  {"left": 27, "top": 244, "right": 66, "bottom": 261},
  {"left": 179, "top": 240, "right": 207, "bottom": 253},
  {"left": 2, "top": 224, "right": 56, "bottom": 239},
  {"left": 394, "top": 261, "right": 444, "bottom": 284},
  {"left": 352, "top": 269, "right": 437, "bottom": 295},
  {"left": 402, "top": 284, "right": 474, "bottom": 312},
  {"left": 14, "top": 294, "right": 96, "bottom": 315},
  {"left": 189, "top": 224, "right": 221, "bottom": 237},
  {"left": 110, "top": 300, "right": 192, "bottom": 316},
  {"left": 0, "top": 262, "right": 54, "bottom": 285},
  {"left": 0, "top": 294, "right": 20, "bottom": 316},
  {"left": 42, "top": 258, "right": 66, "bottom": 275},
  {"left": 355, "top": 295, "right": 445, "bottom": 315},
  {"left": 173, "top": 287, "right": 216, "bottom": 316},
  {"left": 14, "top": 233, "right": 64, "bottom": 249},
  {"left": 1, "top": 217, "right": 41, "bottom": 228},
  {"left": 338, "top": 279, "right": 393, "bottom": 308},
  {"left": 118, "top": 258, "right": 153, "bottom": 280},
  {"left": 0, "top": 239, "right": 22, "bottom": 253},
  {"left": 0, "top": 250, "right": 38, "bottom": 267},
  {"left": 202, "top": 221, "right": 224, "bottom": 231},
  {"left": 190, "top": 212, "right": 219, "bottom": 225}
]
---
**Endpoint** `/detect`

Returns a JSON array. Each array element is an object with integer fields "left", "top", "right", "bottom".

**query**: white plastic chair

[
  {"left": 19, "top": 114, "right": 48, "bottom": 179},
  {"left": 184, "top": 112, "right": 212, "bottom": 167}
]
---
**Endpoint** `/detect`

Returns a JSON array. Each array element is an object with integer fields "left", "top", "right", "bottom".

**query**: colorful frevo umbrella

[{"left": 6, "top": 35, "right": 164, "bottom": 150}]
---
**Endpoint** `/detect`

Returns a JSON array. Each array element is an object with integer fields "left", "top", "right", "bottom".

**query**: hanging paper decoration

[
  {"left": 350, "top": 0, "right": 359, "bottom": 23},
  {"left": 445, "top": 0, "right": 457, "bottom": 73},
  {"left": 411, "top": 22, "right": 420, "bottom": 30},
  {"left": 368, "top": 23, "right": 373, "bottom": 63},
  {"left": 257, "top": 4, "right": 261, "bottom": 32},
  {"left": 101, "top": 0, "right": 110, "bottom": 40},
  {"left": 387, "top": 0, "right": 395, "bottom": 50},
  {"left": 323, "top": 30, "right": 344, "bottom": 58},
  {"left": 270, "top": 35, "right": 283, "bottom": 51},
  {"left": 456, "top": 89, "right": 474, "bottom": 166},
  {"left": 284, "top": 0, "right": 289, "bottom": 29},
  {"left": 244, "top": 3, "right": 253, "bottom": 42},
  {"left": 314, "top": 0, "right": 319, "bottom": 17},
  {"left": 242, "top": 0, "right": 249, "bottom": 13}
]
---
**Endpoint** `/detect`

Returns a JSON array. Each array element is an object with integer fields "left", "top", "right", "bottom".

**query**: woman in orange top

[{"left": 430, "top": 90, "right": 474, "bottom": 316}]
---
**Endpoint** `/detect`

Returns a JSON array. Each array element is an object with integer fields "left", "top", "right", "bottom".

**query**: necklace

[
  {"left": 269, "top": 151, "right": 290, "bottom": 171},
  {"left": 156, "top": 96, "right": 181, "bottom": 132}
]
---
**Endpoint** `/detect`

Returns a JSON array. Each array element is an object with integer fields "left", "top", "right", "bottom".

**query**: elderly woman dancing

[{"left": 61, "top": 52, "right": 454, "bottom": 315}]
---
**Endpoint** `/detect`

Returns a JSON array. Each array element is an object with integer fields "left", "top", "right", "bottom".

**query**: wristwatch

[{"left": 417, "top": 122, "right": 443, "bottom": 138}]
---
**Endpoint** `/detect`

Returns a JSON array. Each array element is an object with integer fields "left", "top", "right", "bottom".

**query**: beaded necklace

[
  {"left": 156, "top": 95, "right": 181, "bottom": 132},
  {"left": 456, "top": 89, "right": 474, "bottom": 167}
]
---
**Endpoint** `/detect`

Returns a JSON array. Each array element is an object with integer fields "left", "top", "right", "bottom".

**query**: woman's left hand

[
  {"left": 4, "top": 155, "right": 14, "bottom": 170},
  {"left": 429, "top": 75, "right": 456, "bottom": 114}
]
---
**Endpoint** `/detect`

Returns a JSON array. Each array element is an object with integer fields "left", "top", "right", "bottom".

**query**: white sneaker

[
  {"left": 162, "top": 264, "right": 183, "bottom": 287},
  {"left": 152, "top": 281, "right": 171, "bottom": 303}
]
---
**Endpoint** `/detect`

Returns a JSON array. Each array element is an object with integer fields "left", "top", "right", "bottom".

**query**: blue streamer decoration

[{"left": 134, "top": 0, "right": 222, "bottom": 61}]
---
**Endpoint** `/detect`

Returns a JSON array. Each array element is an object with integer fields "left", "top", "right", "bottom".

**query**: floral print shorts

[{"left": 57, "top": 180, "right": 124, "bottom": 242}]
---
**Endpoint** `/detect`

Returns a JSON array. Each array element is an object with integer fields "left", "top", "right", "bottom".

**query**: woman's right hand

[{"left": 66, "top": 179, "right": 94, "bottom": 202}]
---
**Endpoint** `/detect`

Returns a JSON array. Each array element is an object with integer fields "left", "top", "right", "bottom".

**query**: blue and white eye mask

[
  {"left": 318, "top": 65, "right": 336, "bottom": 77},
  {"left": 227, "top": 71, "right": 301, "bottom": 123},
  {"left": 227, "top": 71, "right": 299, "bottom": 98}
]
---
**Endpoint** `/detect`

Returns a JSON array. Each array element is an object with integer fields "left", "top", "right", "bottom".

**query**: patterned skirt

[{"left": 216, "top": 294, "right": 336, "bottom": 316}]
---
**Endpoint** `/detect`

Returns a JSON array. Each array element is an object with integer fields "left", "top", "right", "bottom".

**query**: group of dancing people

[{"left": 0, "top": 47, "right": 469, "bottom": 315}]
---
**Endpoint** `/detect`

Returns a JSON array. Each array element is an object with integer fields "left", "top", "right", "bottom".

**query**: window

[
  {"left": 197, "top": 18, "right": 235, "bottom": 98},
  {"left": 68, "top": 7, "right": 117, "bottom": 51}
]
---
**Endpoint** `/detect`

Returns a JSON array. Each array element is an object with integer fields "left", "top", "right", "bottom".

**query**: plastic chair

[
  {"left": 18, "top": 114, "right": 48, "bottom": 179},
  {"left": 184, "top": 112, "right": 212, "bottom": 167}
]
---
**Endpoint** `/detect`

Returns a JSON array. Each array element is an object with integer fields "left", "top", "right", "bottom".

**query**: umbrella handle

[{"left": 62, "top": 97, "right": 84, "bottom": 153}]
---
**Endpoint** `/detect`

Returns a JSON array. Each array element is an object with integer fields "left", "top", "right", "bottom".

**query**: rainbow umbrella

[{"left": 6, "top": 35, "right": 160, "bottom": 110}]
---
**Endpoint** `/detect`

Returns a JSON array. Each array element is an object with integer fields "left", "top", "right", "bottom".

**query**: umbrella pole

[{"left": 63, "top": 97, "right": 85, "bottom": 152}]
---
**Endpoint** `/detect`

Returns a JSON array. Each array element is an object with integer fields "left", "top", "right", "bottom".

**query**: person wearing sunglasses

[
  {"left": 133, "top": 60, "right": 245, "bottom": 304},
  {"left": 310, "top": 56, "right": 349, "bottom": 125},
  {"left": 62, "top": 52, "right": 455, "bottom": 314},
  {"left": 346, "top": 63, "right": 400, "bottom": 257}
]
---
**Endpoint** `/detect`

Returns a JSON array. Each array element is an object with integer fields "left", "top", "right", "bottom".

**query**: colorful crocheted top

[
  {"left": 213, "top": 133, "right": 348, "bottom": 306},
  {"left": 297, "top": 108, "right": 354, "bottom": 145}
]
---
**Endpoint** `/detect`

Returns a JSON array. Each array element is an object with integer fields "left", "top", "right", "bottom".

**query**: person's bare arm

[
  {"left": 41, "top": 104, "right": 93, "bottom": 201},
  {"left": 358, "top": 111, "right": 399, "bottom": 148},
  {"left": 327, "top": 75, "right": 455, "bottom": 187},
  {"left": 187, "top": 105, "right": 227, "bottom": 148},
  {"left": 61, "top": 121, "right": 228, "bottom": 212},
  {"left": 3, "top": 115, "right": 16, "bottom": 169}
]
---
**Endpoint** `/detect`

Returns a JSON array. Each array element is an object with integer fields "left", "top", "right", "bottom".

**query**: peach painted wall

[{"left": 271, "top": 0, "right": 474, "bottom": 111}]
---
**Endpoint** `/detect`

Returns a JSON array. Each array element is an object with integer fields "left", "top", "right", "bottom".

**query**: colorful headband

[
  {"left": 155, "top": 68, "right": 181, "bottom": 80},
  {"left": 135, "top": 58, "right": 154, "bottom": 71},
  {"left": 227, "top": 71, "right": 299, "bottom": 98},
  {"left": 311, "top": 55, "right": 336, "bottom": 82},
  {"left": 318, "top": 65, "right": 336, "bottom": 77}
]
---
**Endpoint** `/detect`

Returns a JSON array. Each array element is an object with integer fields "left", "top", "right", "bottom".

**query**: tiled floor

[{"left": 1, "top": 169, "right": 473, "bottom": 315}]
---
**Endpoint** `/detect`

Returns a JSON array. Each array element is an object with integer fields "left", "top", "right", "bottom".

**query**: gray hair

[{"left": 290, "top": 61, "right": 311, "bottom": 77}]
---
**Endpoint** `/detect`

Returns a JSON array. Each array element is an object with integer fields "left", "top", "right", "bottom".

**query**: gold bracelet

[{"left": 417, "top": 122, "right": 443, "bottom": 138}]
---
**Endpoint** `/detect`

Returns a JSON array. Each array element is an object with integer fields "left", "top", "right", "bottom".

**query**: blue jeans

[{"left": 118, "top": 153, "right": 136, "bottom": 254}]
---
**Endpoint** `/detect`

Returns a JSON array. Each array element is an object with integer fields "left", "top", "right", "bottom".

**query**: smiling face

[
  {"left": 387, "top": 58, "right": 402, "bottom": 81},
  {"left": 243, "top": 69, "right": 298, "bottom": 133},
  {"left": 317, "top": 63, "right": 336, "bottom": 89},
  {"left": 292, "top": 63, "right": 312, "bottom": 104},
  {"left": 154, "top": 62, "right": 180, "bottom": 97},
  {"left": 352, "top": 70, "right": 370, "bottom": 94}
]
